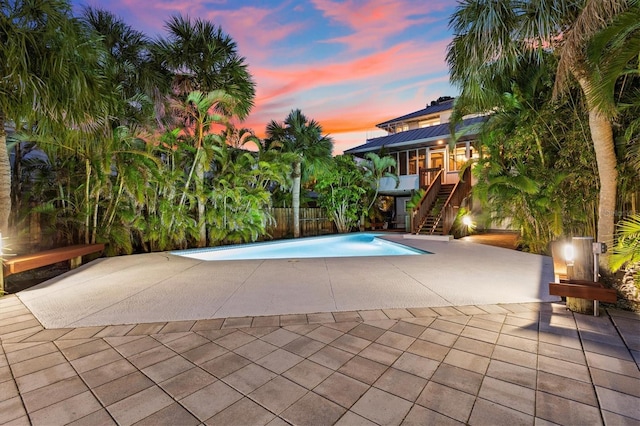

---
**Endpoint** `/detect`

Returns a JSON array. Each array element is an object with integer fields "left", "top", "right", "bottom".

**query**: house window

[
  {"left": 399, "top": 151, "right": 407, "bottom": 175},
  {"left": 418, "top": 149, "right": 426, "bottom": 171},
  {"left": 419, "top": 118, "right": 440, "bottom": 128},
  {"left": 408, "top": 150, "right": 418, "bottom": 175},
  {"left": 395, "top": 123, "right": 409, "bottom": 133},
  {"left": 449, "top": 144, "right": 468, "bottom": 171}
]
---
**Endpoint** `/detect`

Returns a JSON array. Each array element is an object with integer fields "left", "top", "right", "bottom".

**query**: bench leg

[
  {"left": 594, "top": 300, "right": 599, "bottom": 317},
  {"left": 70, "top": 256, "right": 82, "bottom": 270}
]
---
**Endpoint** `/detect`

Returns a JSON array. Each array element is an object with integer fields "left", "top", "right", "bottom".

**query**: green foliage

[
  {"left": 470, "top": 66, "right": 599, "bottom": 253},
  {"left": 406, "top": 189, "right": 425, "bottom": 211},
  {"left": 153, "top": 15, "right": 256, "bottom": 119},
  {"left": 265, "top": 109, "right": 333, "bottom": 237},
  {"left": 611, "top": 214, "right": 640, "bottom": 272},
  {"left": 314, "top": 155, "right": 366, "bottom": 233},
  {"left": 206, "top": 143, "right": 283, "bottom": 244},
  {"left": 360, "top": 153, "right": 399, "bottom": 219}
]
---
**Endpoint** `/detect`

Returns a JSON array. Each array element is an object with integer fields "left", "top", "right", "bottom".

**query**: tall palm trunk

[
  {"left": 0, "top": 114, "right": 10, "bottom": 237},
  {"left": 196, "top": 161, "right": 206, "bottom": 247},
  {"left": 588, "top": 110, "right": 617, "bottom": 257},
  {"left": 292, "top": 160, "right": 301, "bottom": 238},
  {"left": 579, "top": 78, "right": 618, "bottom": 265}
]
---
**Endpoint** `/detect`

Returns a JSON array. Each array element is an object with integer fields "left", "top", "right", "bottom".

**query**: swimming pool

[{"left": 172, "top": 233, "right": 428, "bottom": 261}]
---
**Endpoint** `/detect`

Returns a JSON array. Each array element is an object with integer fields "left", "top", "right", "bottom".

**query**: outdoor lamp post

[
  {"left": 564, "top": 236, "right": 609, "bottom": 316},
  {"left": 563, "top": 243, "right": 575, "bottom": 279}
]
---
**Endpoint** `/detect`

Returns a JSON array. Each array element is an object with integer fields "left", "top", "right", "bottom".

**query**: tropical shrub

[{"left": 315, "top": 155, "right": 366, "bottom": 233}]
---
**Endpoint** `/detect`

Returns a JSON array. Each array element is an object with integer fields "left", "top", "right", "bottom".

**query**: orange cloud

[
  {"left": 97, "top": 0, "right": 457, "bottom": 154},
  {"left": 252, "top": 39, "right": 450, "bottom": 103}
]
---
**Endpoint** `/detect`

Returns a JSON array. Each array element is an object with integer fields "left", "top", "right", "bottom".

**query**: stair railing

[
  {"left": 411, "top": 168, "right": 443, "bottom": 234},
  {"left": 419, "top": 167, "right": 443, "bottom": 189},
  {"left": 431, "top": 166, "right": 472, "bottom": 235}
]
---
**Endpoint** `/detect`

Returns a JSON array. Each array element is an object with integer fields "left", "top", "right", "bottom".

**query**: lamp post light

[
  {"left": 565, "top": 236, "right": 607, "bottom": 315},
  {"left": 563, "top": 243, "right": 575, "bottom": 279}
]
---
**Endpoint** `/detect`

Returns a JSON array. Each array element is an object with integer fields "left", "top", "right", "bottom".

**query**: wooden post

[
  {"left": 566, "top": 237, "right": 595, "bottom": 314},
  {"left": 0, "top": 232, "right": 4, "bottom": 296}
]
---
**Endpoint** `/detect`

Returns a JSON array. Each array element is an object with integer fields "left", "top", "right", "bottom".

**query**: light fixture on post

[{"left": 563, "top": 242, "right": 575, "bottom": 279}]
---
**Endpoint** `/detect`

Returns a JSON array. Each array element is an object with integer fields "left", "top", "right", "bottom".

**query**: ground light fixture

[
  {"left": 461, "top": 215, "right": 475, "bottom": 233},
  {"left": 561, "top": 239, "right": 608, "bottom": 316}
]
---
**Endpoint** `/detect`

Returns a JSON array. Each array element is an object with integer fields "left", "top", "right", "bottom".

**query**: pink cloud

[
  {"left": 119, "top": 0, "right": 303, "bottom": 62},
  {"left": 200, "top": 6, "right": 305, "bottom": 61},
  {"left": 252, "top": 39, "right": 450, "bottom": 103},
  {"left": 96, "top": 0, "right": 456, "bottom": 153},
  {"left": 311, "top": 0, "right": 444, "bottom": 51}
]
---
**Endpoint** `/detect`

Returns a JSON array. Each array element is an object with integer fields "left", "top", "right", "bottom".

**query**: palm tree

[
  {"left": 172, "top": 90, "right": 233, "bottom": 247},
  {"left": 0, "top": 0, "right": 109, "bottom": 237},
  {"left": 360, "top": 153, "right": 399, "bottom": 224},
  {"left": 81, "top": 7, "right": 169, "bottom": 128},
  {"left": 223, "top": 125, "right": 261, "bottom": 150},
  {"left": 153, "top": 15, "right": 255, "bottom": 120},
  {"left": 447, "top": 0, "right": 632, "bottom": 264},
  {"left": 586, "top": 1, "right": 640, "bottom": 213},
  {"left": 265, "top": 109, "right": 334, "bottom": 238}
]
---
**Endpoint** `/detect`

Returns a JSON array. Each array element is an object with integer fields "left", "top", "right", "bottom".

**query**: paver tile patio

[
  {"left": 0, "top": 294, "right": 638, "bottom": 425},
  {"left": 351, "top": 387, "right": 413, "bottom": 426},
  {"left": 280, "top": 392, "right": 346, "bottom": 426}
]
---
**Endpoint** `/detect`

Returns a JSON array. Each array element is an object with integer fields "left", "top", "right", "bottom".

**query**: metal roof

[
  {"left": 376, "top": 99, "right": 455, "bottom": 128},
  {"left": 344, "top": 116, "right": 486, "bottom": 155}
]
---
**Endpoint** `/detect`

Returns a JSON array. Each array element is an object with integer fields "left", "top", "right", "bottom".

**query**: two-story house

[{"left": 344, "top": 96, "right": 485, "bottom": 234}]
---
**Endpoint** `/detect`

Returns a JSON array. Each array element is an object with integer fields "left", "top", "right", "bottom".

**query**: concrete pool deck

[
  {"left": 1, "top": 234, "right": 639, "bottom": 425},
  {"left": 16, "top": 234, "right": 557, "bottom": 328}
]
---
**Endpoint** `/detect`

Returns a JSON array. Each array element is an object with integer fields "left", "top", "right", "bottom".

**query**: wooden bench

[
  {"left": 549, "top": 279, "right": 617, "bottom": 303},
  {"left": 2, "top": 244, "right": 105, "bottom": 277}
]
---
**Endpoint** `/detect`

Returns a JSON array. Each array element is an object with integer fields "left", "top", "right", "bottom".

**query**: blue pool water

[{"left": 172, "top": 233, "right": 428, "bottom": 261}]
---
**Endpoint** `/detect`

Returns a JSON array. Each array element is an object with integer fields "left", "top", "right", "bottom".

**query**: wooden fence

[
  {"left": 19, "top": 208, "right": 336, "bottom": 249},
  {"left": 266, "top": 208, "right": 335, "bottom": 239}
]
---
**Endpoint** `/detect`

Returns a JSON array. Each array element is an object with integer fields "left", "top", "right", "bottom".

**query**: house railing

[
  {"left": 419, "top": 167, "right": 442, "bottom": 189},
  {"left": 432, "top": 166, "right": 472, "bottom": 235},
  {"left": 411, "top": 168, "right": 443, "bottom": 234}
]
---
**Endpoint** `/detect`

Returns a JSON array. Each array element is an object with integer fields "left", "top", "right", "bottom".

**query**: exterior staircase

[
  {"left": 415, "top": 184, "right": 454, "bottom": 235},
  {"left": 411, "top": 167, "right": 472, "bottom": 236}
]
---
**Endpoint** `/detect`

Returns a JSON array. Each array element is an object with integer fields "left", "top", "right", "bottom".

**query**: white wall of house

[
  {"left": 380, "top": 175, "right": 417, "bottom": 193},
  {"left": 395, "top": 196, "right": 410, "bottom": 230}
]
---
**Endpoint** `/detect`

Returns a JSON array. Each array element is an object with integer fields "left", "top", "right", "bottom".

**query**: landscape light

[
  {"left": 462, "top": 215, "right": 473, "bottom": 227},
  {"left": 563, "top": 243, "right": 574, "bottom": 265}
]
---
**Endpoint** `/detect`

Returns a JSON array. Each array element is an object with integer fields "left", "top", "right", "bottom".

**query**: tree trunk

[
  {"left": 292, "top": 160, "right": 301, "bottom": 238},
  {"left": 579, "top": 78, "right": 618, "bottom": 268},
  {"left": 84, "top": 159, "right": 91, "bottom": 245},
  {"left": 588, "top": 110, "right": 617, "bottom": 258},
  {"left": 196, "top": 161, "right": 206, "bottom": 247},
  {"left": 0, "top": 114, "right": 10, "bottom": 237}
]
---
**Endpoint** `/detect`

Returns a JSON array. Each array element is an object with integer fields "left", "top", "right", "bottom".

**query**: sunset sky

[{"left": 71, "top": 0, "right": 459, "bottom": 154}]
